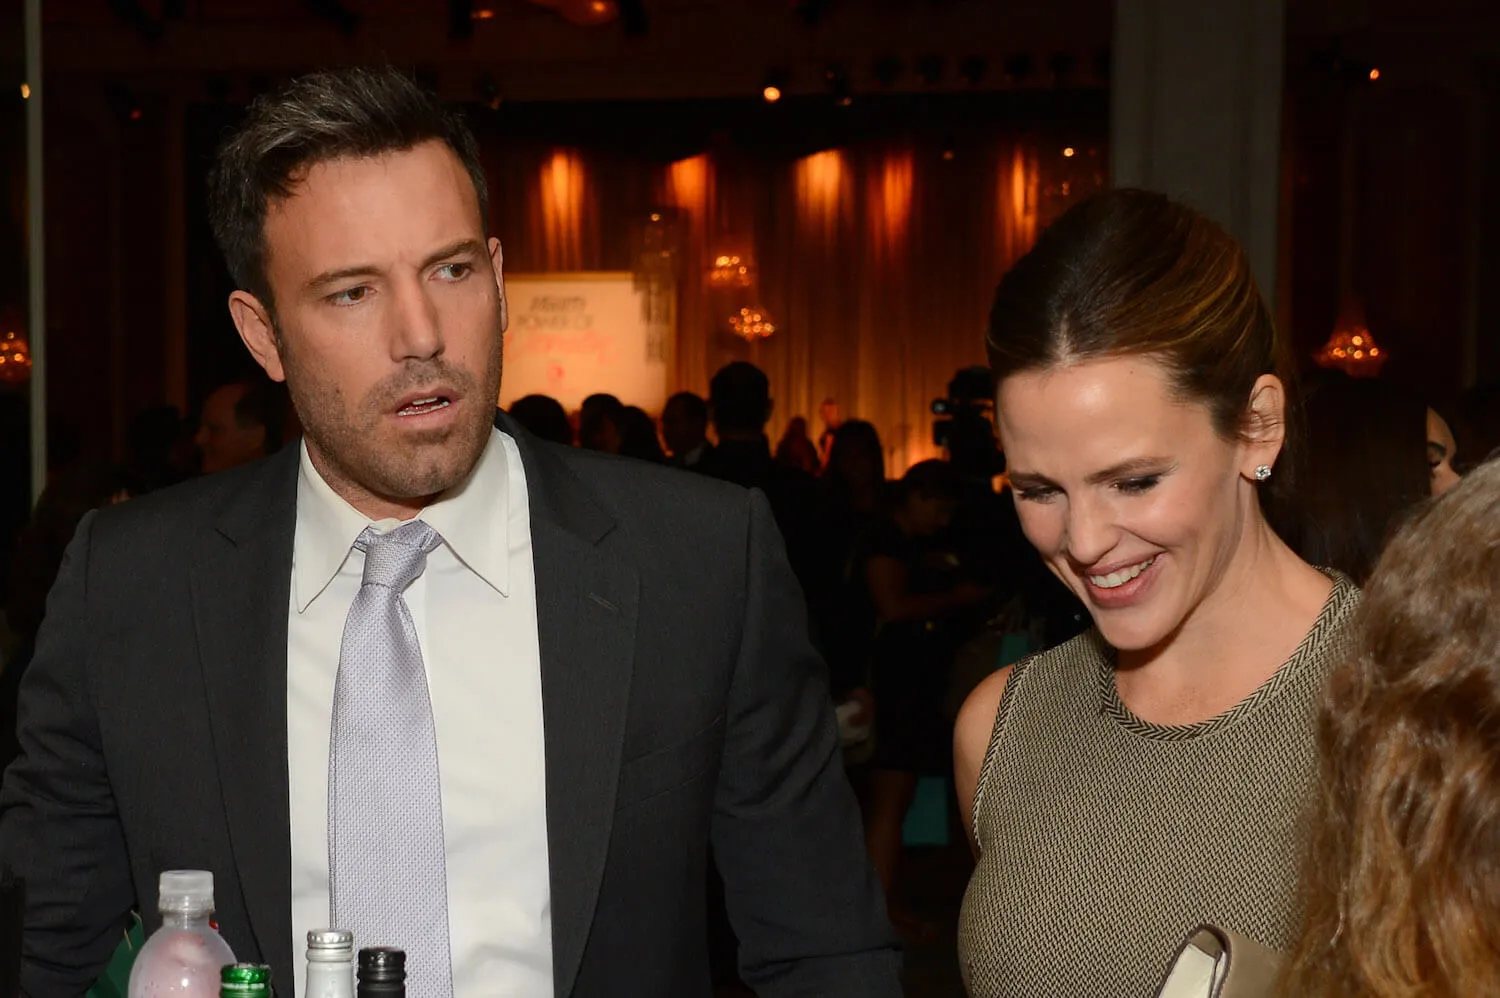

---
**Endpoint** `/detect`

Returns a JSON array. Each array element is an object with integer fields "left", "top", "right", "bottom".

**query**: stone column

[{"left": 1112, "top": 0, "right": 1286, "bottom": 300}]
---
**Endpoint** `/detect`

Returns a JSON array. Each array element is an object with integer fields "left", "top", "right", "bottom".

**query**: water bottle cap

[
  {"left": 157, "top": 870, "right": 215, "bottom": 913},
  {"left": 307, "top": 928, "right": 354, "bottom": 956}
]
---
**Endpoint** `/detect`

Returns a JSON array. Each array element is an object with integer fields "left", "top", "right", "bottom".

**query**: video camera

[{"left": 931, "top": 366, "right": 1004, "bottom": 478}]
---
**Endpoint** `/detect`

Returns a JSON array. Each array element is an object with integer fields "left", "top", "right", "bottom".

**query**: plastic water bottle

[
  {"left": 127, "top": 871, "right": 238, "bottom": 998},
  {"left": 305, "top": 929, "right": 355, "bottom": 998}
]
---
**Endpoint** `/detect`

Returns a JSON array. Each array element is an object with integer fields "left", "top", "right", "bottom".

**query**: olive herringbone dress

[{"left": 957, "top": 575, "right": 1359, "bottom": 997}]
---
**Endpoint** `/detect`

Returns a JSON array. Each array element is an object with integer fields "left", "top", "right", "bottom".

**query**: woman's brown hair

[
  {"left": 1290, "top": 372, "right": 1432, "bottom": 584},
  {"left": 985, "top": 188, "right": 1300, "bottom": 514},
  {"left": 1283, "top": 455, "right": 1500, "bottom": 997}
]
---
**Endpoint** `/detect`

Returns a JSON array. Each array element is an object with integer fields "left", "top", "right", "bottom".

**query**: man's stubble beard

[{"left": 279, "top": 324, "right": 504, "bottom": 506}]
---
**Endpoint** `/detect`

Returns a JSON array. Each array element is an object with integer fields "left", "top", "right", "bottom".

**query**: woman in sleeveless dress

[{"left": 953, "top": 189, "right": 1360, "bottom": 997}]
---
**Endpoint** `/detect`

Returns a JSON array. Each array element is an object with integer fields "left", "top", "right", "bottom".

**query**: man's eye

[
  {"left": 435, "top": 263, "right": 472, "bottom": 281},
  {"left": 329, "top": 286, "right": 370, "bottom": 306}
]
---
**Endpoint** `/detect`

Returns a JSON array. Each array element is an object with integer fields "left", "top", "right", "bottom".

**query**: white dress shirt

[{"left": 287, "top": 428, "right": 553, "bottom": 998}]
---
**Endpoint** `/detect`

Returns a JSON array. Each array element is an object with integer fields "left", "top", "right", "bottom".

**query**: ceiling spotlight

[
  {"left": 1369, "top": 67, "right": 1381, "bottom": 81},
  {"left": 763, "top": 85, "right": 782, "bottom": 103}
]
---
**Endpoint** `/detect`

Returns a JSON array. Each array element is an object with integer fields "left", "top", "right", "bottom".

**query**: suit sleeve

[
  {"left": 710, "top": 490, "right": 902, "bottom": 997},
  {"left": 0, "top": 512, "right": 137, "bottom": 997}
]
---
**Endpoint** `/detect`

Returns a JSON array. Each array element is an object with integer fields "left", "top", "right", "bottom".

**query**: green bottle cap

[{"left": 221, "top": 963, "right": 272, "bottom": 994}]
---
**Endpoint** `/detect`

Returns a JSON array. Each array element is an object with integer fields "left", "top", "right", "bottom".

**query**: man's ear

[
  {"left": 489, "top": 236, "right": 508, "bottom": 333},
  {"left": 1241, "top": 374, "right": 1287, "bottom": 480},
  {"left": 228, "top": 291, "right": 286, "bottom": 383}
]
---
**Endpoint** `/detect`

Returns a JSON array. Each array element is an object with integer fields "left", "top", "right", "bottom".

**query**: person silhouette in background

[
  {"left": 617, "top": 406, "right": 666, "bottom": 464},
  {"left": 697, "top": 363, "right": 840, "bottom": 640},
  {"left": 1290, "top": 373, "right": 1441, "bottom": 584},
  {"left": 661, "top": 391, "right": 713, "bottom": 470},
  {"left": 504, "top": 394, "right": 573, "bottom": 447},
  {"left": 776, "top": 416, "right": 821, "bottom": 475},
  {"left": 196, "top": 377, "right": 286, "bottom": 475},
  {"left": 857, "top": 460, "right": 990, "bottom": 936},
  {"left": 578, "top": 393, "right": 624, "bottom": 454},
  {"left": 817, "top": 398, "right": 843, "bottom": 470}
]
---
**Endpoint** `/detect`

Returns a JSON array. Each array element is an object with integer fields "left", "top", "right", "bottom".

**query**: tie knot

[{"left": 355, "top": 520, "right": 441, "bottom": 591}]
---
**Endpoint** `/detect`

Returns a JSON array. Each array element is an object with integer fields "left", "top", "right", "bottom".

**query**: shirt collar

[{"left": 292, "top": 428, "right": 513, "bottom": 612}]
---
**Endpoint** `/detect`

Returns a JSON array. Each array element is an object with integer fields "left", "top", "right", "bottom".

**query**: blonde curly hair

[{"left": 1283, "top": 455, "right": 1500, "bottom": 996}]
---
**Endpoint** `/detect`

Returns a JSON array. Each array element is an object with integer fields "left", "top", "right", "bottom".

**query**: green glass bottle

[{"left": 220, "top": 962, "right": 272, "bottom": 997}]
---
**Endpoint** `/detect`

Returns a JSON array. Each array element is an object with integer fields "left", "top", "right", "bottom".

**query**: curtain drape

[{"left": 483, "top": 129, "right": 1101, "bottom": 472}]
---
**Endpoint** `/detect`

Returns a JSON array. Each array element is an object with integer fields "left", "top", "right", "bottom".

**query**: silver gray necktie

[{"left": 329, "top": 520, "right": 453, "bottom": 998}]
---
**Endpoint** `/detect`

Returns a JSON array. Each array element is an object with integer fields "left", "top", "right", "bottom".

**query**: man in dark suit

[{"left": 0, "top": 67, "right": 898, "bottom": 998}]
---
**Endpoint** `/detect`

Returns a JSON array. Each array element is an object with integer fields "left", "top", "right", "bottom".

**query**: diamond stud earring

[{"left": 1254, "top": 465, "right": 1272, "bottom": 482}]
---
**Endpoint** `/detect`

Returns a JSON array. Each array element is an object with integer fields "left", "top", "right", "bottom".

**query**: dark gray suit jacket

[{"left": 0, "top": 419, "right": 900, "bottom": 997}]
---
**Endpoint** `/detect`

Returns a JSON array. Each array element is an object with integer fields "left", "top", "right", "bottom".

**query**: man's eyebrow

[{"left": 303, "top": 239, "right": 487, "bottom": 295}]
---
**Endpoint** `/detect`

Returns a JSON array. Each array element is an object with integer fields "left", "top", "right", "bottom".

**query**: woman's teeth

[{"left": 1090, "top": 557, "right": 1156, "bottom": 590}]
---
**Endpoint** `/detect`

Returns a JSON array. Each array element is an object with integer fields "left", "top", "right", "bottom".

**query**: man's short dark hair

[
  {"left": 664, "top": 391, "right": 708, "bottom": 427},
  {"left": 709, "top": 362, "right": 771, "bottom": 435},
  {"left": 207, "top": 65, "right": 488, "bottom": 320}
]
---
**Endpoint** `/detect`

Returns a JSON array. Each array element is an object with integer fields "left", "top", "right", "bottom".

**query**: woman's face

[
  {"left": 997, "top": 356, "right": 1275, "bottom": 652},
  {"left": 1427, "top": 408, "right": 1461, "bottom": 496}
]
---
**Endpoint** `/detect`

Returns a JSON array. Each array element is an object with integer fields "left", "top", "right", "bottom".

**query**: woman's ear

[{"left": 1242, "top": 374, "right": 1287, "bottom": 481}]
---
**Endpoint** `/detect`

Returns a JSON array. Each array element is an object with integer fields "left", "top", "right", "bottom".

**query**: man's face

[
  {"left": 195, "top": 383, "right": 266, "bottom": 474},
  {"left": 230, "top": 140, "right": 505, "bottom": 516},
  {"left": 661, "top": 399, "right": 706, "bottom": 456}
]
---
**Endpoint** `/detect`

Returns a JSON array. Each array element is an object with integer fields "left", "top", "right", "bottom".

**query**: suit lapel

[
  {"left": 505, "top": 418, "right": 638, "bottom": 998},
  {"left": 191, "top": 446, "right": 299, "bottom": 989}
]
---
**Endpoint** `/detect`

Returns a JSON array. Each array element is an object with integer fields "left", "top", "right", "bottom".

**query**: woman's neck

[{"left": 1114, "top": 517, "right": 1334, "bottom": 727}]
